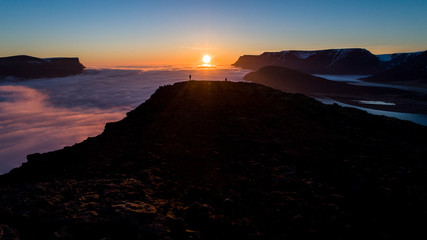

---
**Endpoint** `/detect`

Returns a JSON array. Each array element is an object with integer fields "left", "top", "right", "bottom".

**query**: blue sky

[{"left": 0, "top": 0, "right": 426, "bottom": 65}]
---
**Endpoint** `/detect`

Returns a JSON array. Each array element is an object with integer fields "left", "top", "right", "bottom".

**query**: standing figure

[
  {"left": 225, "top": 77, "right": 228, "bottom": 82},
  {"left": 189, "top": 74, "right": 192, "bottom": 81}
]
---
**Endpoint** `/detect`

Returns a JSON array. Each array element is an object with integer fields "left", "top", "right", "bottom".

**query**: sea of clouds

[{"left": 0, "top": 66, "right": 250, "bottom": 174}]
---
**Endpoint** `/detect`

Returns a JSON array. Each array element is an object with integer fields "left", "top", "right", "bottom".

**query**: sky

[{"left": 0, "top": 0, "right": 427, "bottom": 66}]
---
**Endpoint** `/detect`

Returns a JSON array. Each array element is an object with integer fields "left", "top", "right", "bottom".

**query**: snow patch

[
  {"left": 357, "top": 100, "right": 396, "bottom": 106},
  {"left": 293, "top": 51, "right": 315, "bottom": 59},
  {"left": 327, "top": 49, "right": 351, "bottom": 67},
  {"left": 377, "top": 54, "right": 392, "bottom": 62},
  {"left": 43, "top": 58, "right": 67, "bottom": 62},
  {"left": 376, "top": 51, "right": 423, "bottom": 63}
]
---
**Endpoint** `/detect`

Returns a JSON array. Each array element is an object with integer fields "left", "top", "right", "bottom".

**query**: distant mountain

[
  {"left": 1, "top": 81, "right": 427, "bottom": 239},
  {"left": 233, "top": 48, "right": 382, "bottom": 74},
  {"left": 233, "top": 48, "right": 427, "bottom": 75},
  {"left": 0, "top": 55, "right": 85, "bottom": 79},
  {"left": 376, "top": 51, "right": 423, "bottom": 69},
  {"left": 364, "top": 50, "right": 427, "bottom": 83}
]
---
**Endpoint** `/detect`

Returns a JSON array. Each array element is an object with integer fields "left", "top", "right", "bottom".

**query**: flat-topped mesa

[
  {"left": 233, "top": 48, "right": 427, "bottom": 75},
  {"left": 0, "top": 55, "right": 85, "bottom": 79},
  {"left": 233, "top": 48, "right": 382, "bottom": 74}
]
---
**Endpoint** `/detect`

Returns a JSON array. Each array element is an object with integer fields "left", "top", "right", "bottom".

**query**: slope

[{"left": 0, "top": 81, "right": 426, "bottom": 239}]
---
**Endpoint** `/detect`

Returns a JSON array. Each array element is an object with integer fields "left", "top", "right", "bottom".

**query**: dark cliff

[
  {"left": 233, "top": 48, "right": 382, "bottom": 74},
  {"left": 376, "top": 51, "right": 424, "bottom": 69},
  {"left": 363, "top": 50, "right": 427, "bottom": 83},
  {"left": 0, "top": 55, "right": 85, "bottom": 79},
  {"left": 1, "top": 81, "right": 427, "bottom": 239}
]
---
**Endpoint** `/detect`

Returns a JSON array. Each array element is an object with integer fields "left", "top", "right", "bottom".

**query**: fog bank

[{"left": 0, "top": 67, "right": 249, "bottom": 173}]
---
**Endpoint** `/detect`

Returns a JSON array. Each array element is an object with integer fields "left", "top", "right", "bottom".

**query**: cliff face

[
  {"left": 0, "top": 55, "right": 85, "bottom": 79},
  {"left": 376, "top": 51, "right": 423, "bottom": 69},
  {"left": 1, "top": 81, "right": 427, "bottom": 239},
  {"left": 364, "top": 50, "right": 427, "bottom": 83},
  {"left": 233, "top": 48, "right": 382, "bottom": 74}
]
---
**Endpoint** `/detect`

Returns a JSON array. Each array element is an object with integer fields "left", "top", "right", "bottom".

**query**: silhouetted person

[
  {"left": 189, "top": 74, "right": 192, "bottom": 81},
  {"left": 225, "top": 77, "right": 228, "bottom": 82}
]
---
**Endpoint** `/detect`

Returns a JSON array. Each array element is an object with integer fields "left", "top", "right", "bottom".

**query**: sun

[{"left": 202, "top": 55, "right": 211, "bottom": 64}]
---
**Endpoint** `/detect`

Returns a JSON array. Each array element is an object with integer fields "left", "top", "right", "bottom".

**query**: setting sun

[{"left": 202, "top": 55, "right": 211, "bottom": 64}]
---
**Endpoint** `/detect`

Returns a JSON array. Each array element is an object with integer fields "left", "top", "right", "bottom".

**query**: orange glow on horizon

[
  {"left": 80, "top": 52, "right": 236, "bottom": 68},
  {"left": 70, "top": 43, "right": 245, "bottom": 67},
  {"left": 62, "top": 44, "right": 425, "bottom": 68}
]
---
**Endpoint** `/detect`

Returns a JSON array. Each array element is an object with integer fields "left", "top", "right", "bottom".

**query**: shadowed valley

[{"left": 244, "top": 66, "right": 427, "bottom": 114}]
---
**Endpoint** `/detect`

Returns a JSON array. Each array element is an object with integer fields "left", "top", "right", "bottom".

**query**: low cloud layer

[{"left": 0, "top": 67, "right": 249, "bottom": 174}]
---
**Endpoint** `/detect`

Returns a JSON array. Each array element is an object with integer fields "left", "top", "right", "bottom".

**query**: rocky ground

[{"left": 1, "top": 81, "right": 427, "bottom": 239}]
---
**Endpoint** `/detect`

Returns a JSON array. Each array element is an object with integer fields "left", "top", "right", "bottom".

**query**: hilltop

[{"left": 1, "top": 81, "right": 427, "bottom": 239}]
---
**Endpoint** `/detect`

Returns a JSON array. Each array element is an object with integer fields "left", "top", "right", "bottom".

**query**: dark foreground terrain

[{"left": 1, "top": 81, "right": 427, "bottom": 239}]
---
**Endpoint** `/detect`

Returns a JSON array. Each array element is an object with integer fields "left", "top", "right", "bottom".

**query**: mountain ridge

[
  {"left": 363, "top": 50, "right": 427, "bottom": 83},
  {"left": 233, "top": 48, "right": 425, "bottom": 75}
]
